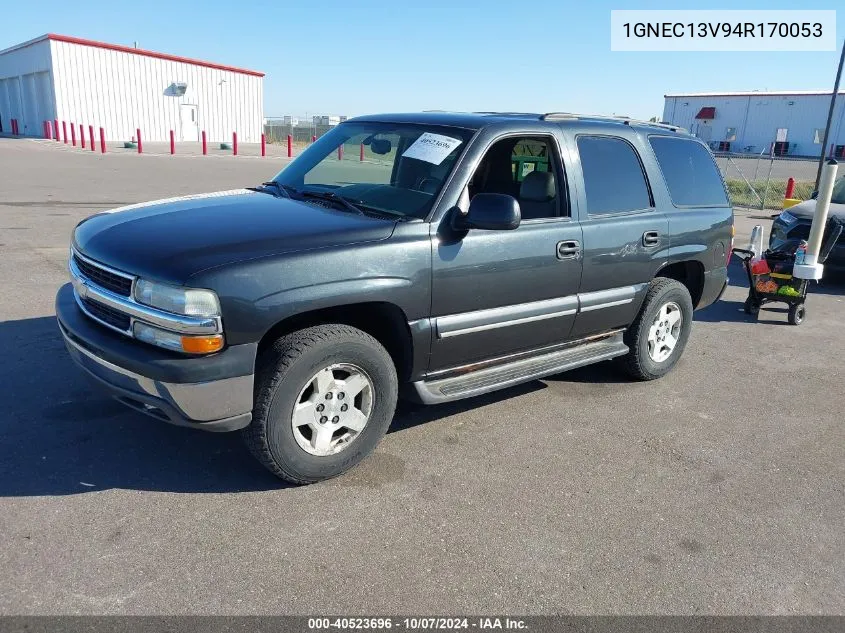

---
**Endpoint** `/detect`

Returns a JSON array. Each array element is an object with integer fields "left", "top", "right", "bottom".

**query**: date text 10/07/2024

[
  {"left": 307, "top": 617, "right": 528, "bottom": 630},
  {"left": 622, "top": 22, "right": 823, "bottom": 39}
]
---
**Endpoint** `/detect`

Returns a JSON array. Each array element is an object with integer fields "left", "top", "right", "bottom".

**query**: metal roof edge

[
  {"left": 46, "top": 34, "right": 265, "bottom": 77},
  {"left": 664, "top": 90, "right": 845, "bottom": 98},
  {"left": 0, "top": 33, "right": 50, "bottom": 56}
]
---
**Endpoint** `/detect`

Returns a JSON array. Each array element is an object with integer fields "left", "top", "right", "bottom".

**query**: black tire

[
  {"left": 242, "top": 324, "right": 398, "bottom": 484},
  {"left": 619, "top": 278, "right": 694, "bottom": 381},
  {"left": 788, "top": 303, "right": 805, "bottom": 325},
  {"left": 744, "top": 296, "right": 760, "bottom": 315}
]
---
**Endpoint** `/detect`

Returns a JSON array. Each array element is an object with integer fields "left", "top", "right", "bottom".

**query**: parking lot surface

[{"left": 0, "top": 137, "right": 842, "bottom": 615}]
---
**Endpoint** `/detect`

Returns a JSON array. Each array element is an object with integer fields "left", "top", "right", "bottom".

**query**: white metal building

[
  {"left": 663, "top": 91, "right": 845, "bottom": 158},
  {"left": 0, "top": 33, "right": 264, "bottom": 142}
]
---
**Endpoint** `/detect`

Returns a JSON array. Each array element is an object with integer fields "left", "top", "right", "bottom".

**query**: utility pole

[{"left": 815, "top": 39, "right": 845, "bottom": 190}]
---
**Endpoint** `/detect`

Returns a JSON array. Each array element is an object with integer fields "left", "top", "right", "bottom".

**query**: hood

[
  {"left": 73, "top": 189, "right": 397, "bottom": 283},
  {"left": 786, "top": 198, "right": 845, "bottom": 221}
]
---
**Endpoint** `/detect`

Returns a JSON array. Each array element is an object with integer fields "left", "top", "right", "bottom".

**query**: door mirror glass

[
  {"left": 457, "top": 193, "right": 521, "bottom": 231},
  {"left": 370, "top": 138, "right": 392, "bottom": 155}
]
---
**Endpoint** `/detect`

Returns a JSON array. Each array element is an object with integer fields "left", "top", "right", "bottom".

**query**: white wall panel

[
  {"left": 49, "top": 39, "right": 263, "bottom": 143},
  {"left": 664, "top": 93, "right": 845, "bottom": 157},
  {"left": 0, "top": 37, "right": 54, "bottom": 135}
]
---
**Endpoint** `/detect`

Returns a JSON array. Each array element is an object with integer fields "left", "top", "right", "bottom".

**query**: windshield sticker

[{"left": 401, "top": 133, "right": 463, "bottom": 165}]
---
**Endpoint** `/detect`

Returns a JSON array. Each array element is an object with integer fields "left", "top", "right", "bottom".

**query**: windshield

[
  {"left": 832, "top": 176, "right": 845, "bottom": 205},
  {"left": 271, "top": 122, "right": 474, "bottom": 219}
]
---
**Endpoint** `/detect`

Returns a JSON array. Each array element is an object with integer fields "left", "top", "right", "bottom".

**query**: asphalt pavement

[{"left": 0, "top": 137, "right": 842, "bottom": 615}]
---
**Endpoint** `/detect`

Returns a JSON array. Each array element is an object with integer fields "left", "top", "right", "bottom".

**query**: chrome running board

[{"left": 411, "top": 332, "right": 628, "bottom": 404}]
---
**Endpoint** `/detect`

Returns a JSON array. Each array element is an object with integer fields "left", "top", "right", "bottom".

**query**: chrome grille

[
  {"left": 72, "top": 253, "right": 133, "bottom": 297},
  {"left": 80, "top": 297, "right": 131, "bottom": 332}
]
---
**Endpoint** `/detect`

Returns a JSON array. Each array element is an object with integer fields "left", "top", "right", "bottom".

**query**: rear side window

[
  {"left": 577, "top": 136, "right": 651, "bottom": 214},
  {"left": 649, "top": 136, "right": 729, "bottom": 207}
]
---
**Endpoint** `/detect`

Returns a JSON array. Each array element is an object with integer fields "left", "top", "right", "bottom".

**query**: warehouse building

[
  {"left": 0, "top": 33, "right": 264, "bottom": 143},
  {"left": 663, "top": 91, "right": 845, "bottom": 158}
]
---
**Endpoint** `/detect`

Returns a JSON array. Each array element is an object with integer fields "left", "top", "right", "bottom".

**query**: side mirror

[
  {"left": 370, "top": 138, "right": 392, "bottom": 155},
  {"left": 811, "top": 190, "right": 819, "bottom": 200},
  {"left": 454, "top": 193, "right": 521, "bottom": 231}
]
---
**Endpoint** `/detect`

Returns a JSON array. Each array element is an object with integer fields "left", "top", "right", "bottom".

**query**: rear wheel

[
  {"left": 788, "top": 303, "right": 805, "bottom": 325},
  {"left": 243, "top": 325, "right": 398, "bottom": 484},
  {"left": 619, "top": 278, "right": 694, "bottom": 381}
]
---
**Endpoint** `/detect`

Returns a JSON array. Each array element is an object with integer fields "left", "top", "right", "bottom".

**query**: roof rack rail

[{"left": 541, "top": 112, "right": 684, "bottom": 132}]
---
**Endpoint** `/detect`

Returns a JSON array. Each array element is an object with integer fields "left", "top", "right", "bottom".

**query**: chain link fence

[
  {"left": 714, "top": 151, "right": 819, "bottom": 210},
  {"left": 264, "top": 119, "right": 338, "bottom": 153}
]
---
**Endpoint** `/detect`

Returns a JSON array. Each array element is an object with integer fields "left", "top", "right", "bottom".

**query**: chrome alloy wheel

[
  {"left": 291, "top": 363, "right": 374, "bottom": 456},
  {"left": 647, "top": 301, "right": 683, "bottom": 363}
]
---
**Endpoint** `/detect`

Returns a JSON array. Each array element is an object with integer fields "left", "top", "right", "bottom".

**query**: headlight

[
  {"left": 778, "top": 210, "right": 798, "bottom": 226},
  {"left": 133, "top": 322, "right": 224, "bottom": 354},
  {"left": 134, "top": 279, "right": 220, "bottom": 316}
]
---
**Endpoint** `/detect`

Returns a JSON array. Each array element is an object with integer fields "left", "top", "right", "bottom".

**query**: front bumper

[{"left": 56, "top": 283, "right": 256, "bottom": 432}]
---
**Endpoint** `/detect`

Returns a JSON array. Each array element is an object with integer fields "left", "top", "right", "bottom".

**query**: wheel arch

[
  {"left": 655, "top": 260, "right": 706, "bottom": 308},
  {"left": 257, "top": 302, "right": 415, "bottom": 383}
]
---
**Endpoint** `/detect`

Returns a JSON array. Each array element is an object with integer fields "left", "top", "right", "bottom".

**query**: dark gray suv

[{"left": 56, "top": 112, "right": 733, "bottom": 483}]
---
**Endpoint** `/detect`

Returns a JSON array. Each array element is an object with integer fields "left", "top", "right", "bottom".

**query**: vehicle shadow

[{"left": 0, "top": 316, "right": 545, "bottom": 497}]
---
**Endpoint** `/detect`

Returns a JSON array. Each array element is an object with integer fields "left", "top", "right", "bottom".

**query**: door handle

[
  {"left": 642, "top": 231, "right": 660, "bottom": 247},
  {"left": 557, "top": 240, "right": 581, "bottom": 260}
]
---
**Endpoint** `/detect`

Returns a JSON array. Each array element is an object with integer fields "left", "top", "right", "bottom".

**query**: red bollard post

[
  {"left": 99, "top": 127, "right": 106, "bottom": 153},
  {"left": 312, "top": 135, "right": 317, "bottom": 143},
  {"left": 136, "top": 128, "right": 142, "bottom": 153},
  {"left": 337, "top": 145, "right": 344, "bottom": 161},
  {"left": 360, "top": 143, "right": 364, "bottom": 162},
  {"left": 233, "top": 132, "right": 238, "bottom": 156},
  {"left": 262, "top": 133, "right": 266, "bottom": 157},
  {"left": 202, "top": 130, "right": 207, "bottom": 155},
  {"left": 70, "top": 124, "right": 76, "bottom": 146},
  {"left": 54, "top": 120, "right": 60, "bottom": 141},
  {"left": 89, "top": 125, "right": 95, "bottom": 152},
  {"left": 43, "top": 121, "right": 49, "bottom": 139},
  {"left": 287, "top": 134, "right": 292, "bottom": 158},
  {"left": 170, "top": 130, "right": 175, "bottom": 154},
  {"left": 80, "top": 124, "right": 85, "bottom": 148},
  {"left": 784, "top": 177, "right": 795, "bottom": 199},
  {"left": 62, "top": 121, "right": 68, "bottom": 143}
]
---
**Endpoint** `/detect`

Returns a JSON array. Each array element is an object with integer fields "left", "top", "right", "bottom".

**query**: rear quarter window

[{"left": 648, "top": 136, "right": 729, "bottom": 207}]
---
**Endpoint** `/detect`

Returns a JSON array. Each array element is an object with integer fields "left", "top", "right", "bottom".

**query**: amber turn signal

[{"left": 180, "top": 334, "right": 224, "bottom": 354}]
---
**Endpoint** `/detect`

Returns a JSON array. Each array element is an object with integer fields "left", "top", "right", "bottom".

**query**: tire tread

[
  {"left": 619, "top": 277, "right": 692, "bottom": 381},
  {"left": 242, "top": 324, "right": 392, "bottom": 484}
]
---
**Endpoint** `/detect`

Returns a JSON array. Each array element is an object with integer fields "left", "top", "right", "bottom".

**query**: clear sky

[{"left": 2, "top": 0, "right": 843, "bottom": 120}]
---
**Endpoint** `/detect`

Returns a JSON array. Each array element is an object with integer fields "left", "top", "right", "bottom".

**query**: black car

[
  {"left": 770, "top": 176, "right": 845, "bottom": 272},
  {"left": 56, "top": 112, "right": 733, "bottom": 483}
]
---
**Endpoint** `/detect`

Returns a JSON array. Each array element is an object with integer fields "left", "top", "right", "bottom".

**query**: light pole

[{"left": 814, "top": 38, "right": 845, "bottom": 190}]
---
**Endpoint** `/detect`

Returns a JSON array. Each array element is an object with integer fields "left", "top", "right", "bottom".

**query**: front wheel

[
  {"left": 744, "top": 296, "right": 760, "bottom": 315},
  {"left": 243, "top": 325, "right": 398, "bottom": 484},
  {"left": 619, "top": 278, "right": 694, "bottom": 381}
]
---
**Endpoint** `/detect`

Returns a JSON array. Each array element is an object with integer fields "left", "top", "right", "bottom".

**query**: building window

[
  {"left": 813, "top": 129, "right": 825, "bottom": 144},
  {"left": 725, "top": 127, "right": 737, "bottom": 141}
]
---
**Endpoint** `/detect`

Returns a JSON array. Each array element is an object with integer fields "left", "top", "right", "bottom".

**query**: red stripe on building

[{"left": 46, "top": 33, "right": 264, "bottom": 77}]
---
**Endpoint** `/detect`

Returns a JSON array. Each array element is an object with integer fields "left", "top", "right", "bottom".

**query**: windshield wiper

[
  {"left": 300, "top": 190, "right": 364, "bottom": 215},
  {"left": 252, "top": 181, "right": 297, "bottom": 199}
]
